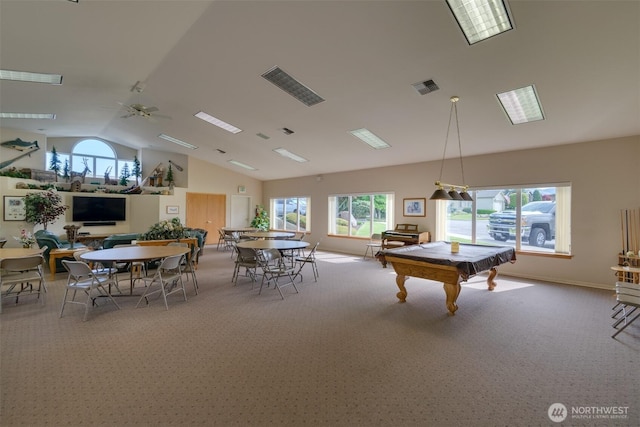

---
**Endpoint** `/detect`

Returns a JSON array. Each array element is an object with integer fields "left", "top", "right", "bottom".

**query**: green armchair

[
  {"left": 35, "top": 230, "right": 86, "bottom": 269},
  {"left": 102, "top": 233, "right": 141, "bottom": 249}
]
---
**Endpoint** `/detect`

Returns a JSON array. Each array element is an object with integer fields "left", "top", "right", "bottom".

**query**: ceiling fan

[{"left": 119, "top": 103, "right": 171, "bottom": 120}]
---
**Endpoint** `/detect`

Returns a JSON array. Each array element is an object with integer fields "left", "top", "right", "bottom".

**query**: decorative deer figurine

[
  {"left": 104, "top": 166, "right": 113, "bottom": 185},
  {"left": 70, "top": 157, "right": 91, "bottom": 183}
]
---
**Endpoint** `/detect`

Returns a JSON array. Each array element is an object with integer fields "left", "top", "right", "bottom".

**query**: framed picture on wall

[
  {"left": 403, "top": 198, "right": 426, "bottom": 217},
  {"left": 166, "top": 205, "right": 179, "bottom": 215},
  {"left": 4, "top": 196, "right": 26, "bottom": 221}
]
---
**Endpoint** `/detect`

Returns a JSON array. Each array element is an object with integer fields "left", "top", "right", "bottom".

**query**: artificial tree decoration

[
  {"left": 166, "top": 164, "right": 174, "bottom": 186},
  {"left": 48, "top": 146, "right": 61, "bottom": 182},
  {"left": 62, "top": 159, "right": 70, "bottom": 182},
  {"left": 132, "top": 155, "right": 141, "bottom": 185},
  {"left": 119, "top": 163, "right": 131, "bottom": 186},
  {"left": 250, "top": 205, "right": 270, "bottom": 231},
  {"left": 24, "top": 188, "right": 68, "bottom": 230}
]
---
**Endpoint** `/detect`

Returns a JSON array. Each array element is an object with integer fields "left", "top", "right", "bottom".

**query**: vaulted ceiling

[{"left": 1, "top": 1, "right": 638, "bottom": 180}]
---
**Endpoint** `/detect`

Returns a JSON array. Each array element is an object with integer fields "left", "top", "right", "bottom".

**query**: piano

[{"left": 381, "top": 224, "right": 430, "bottom": 250}]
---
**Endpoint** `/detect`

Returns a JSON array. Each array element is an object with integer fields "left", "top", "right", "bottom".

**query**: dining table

[
  {"left": 235, "top": 239, "right": 309, "bottom": 251},
  {"left": 243, "top": 231, "right": 296, "bottom": 240},
  {"left": 80, "top": 245, "right": 190, "bottom": 294}
]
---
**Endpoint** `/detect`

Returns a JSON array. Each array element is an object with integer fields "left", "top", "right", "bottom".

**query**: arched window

[{"left": 71, "top": 139, "right": 116, "bottom": 179}]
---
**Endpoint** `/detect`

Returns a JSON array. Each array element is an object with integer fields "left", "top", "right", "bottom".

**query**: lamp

[{"left": 430, "top": 96, "right": 474, "bottom": 202}]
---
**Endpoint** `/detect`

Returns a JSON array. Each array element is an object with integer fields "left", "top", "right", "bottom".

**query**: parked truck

[{"left": 487, "top": 201, "right": 556, "bottom": 247}]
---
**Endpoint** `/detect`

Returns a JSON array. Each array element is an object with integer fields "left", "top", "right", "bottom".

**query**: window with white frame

[
  {"left": 436, "top": 184, "right": 571, "bottom": 254},
  {"left": 328, "top": 193, "right": 394, "bottom": 238},
  {"left": 270, "top": 197, "right": 310, "bottom": 232},
  {"left": 46, "top": 139, "right": 134, "bottom": 184}
]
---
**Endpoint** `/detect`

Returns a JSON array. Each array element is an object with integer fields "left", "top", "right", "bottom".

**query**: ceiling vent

[
  {"left": 281, "top": 127, "right": 294, "bottom": 135},
  {"left": 412, "top": 79, "right": 439, "bottom": 95},
  {"left": 262, "top": 66, "right": 325, "bottom": 107},
  {"left": 256, "top": 132, "right": 271, "bottom": 140}
]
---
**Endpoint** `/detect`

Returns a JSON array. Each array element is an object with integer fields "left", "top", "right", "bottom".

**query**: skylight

[
  {"left": 158, "top": 134, "right": 198, "bottom": 150},
  {"left": 0, "top": 69, "right": 63, "bottom": 85},
  {"left": 194, "top": 111, "right": 242, "bottom": 134},
  {"left": 273, "top": 148, "right": 308, "bottom": 163},
  {"left": 0, "top": 113, "right": 56, "bottom": 119},
  {"left": 349, "top": 128, "right": 391, "bottom": 149},
  {"left": 497, "top": 85, "right": 545, "bottom": 125},
  {"left": 228, "top": 160, "right": 256, "bottom": 171},
  {"left": 445, "top": 0, "right": 513, "bottom": 45}
]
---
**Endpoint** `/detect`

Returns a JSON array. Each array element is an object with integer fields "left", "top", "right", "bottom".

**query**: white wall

[{"left": 263, "top": 135, "right": 640, "bottom": 289}]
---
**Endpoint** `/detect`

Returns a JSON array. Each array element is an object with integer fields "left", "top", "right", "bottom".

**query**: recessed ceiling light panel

[
  {"left": 349, "top": 128, "right": 391, "bottom": 149},
  {"left": 262, "top": 66, "right": 325, "bottom": 107},
  {"left": 158, "top": 133, "right": 198, "bottom": 149},
  {"left": 446, "top": 0, "right": 513, "bottom": 45},
  {"left": 0, "top": 112, "right": 56, "bottom": 119},
  {"left": 229, "top": 160, "right": 257, "bottom": 170},
  {"left": 273, "top": 148, "right": 308, "bottom": 163},
  {"left": 195, "top": 111, "right": 242, "bottom": 134},
  {"left": 0, "top": 69, "right": 63, "bottom": 85},
  {"left": 497, "top": 85, "right": 545, "bottom": 125}
]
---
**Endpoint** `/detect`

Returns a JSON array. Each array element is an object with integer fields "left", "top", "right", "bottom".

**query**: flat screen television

[{"left": 72, "top": 196, "right": 126, "bottom": 223}]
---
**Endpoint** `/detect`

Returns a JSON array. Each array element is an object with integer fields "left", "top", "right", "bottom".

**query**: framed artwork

[
  {"left": 4, "top": 196, "right": 26, "bottom": 221},
  {"left": 166, "top": 205, "right": 179, "bottom": 215},
  {"left": 403, "top": 198, "right": 426, "bottom": 217}
]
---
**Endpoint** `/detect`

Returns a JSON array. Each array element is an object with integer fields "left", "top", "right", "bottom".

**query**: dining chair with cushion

[
  {"left": 135, "top": 254, "right": 187, "bottom": 310},
  {"left": 256, "top": 249, "right": 298, "bottom": 300},
  {"left": 60, "top": 260, "right": 120, "bottom": 321},
  {"left": 294, "top": 242, "right": 320, "bottom": 282},
  {"left": 1, "top": 255, "right": 46, "bottom": 313}
]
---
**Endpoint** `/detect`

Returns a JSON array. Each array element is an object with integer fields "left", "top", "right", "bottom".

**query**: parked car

[{"left": 487, "top": 201, "right": 556, "bottom": 247}]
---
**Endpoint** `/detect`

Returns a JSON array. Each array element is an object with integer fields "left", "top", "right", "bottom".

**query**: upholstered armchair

[{"left": 34, "top": 230, "right": 86, "bottom": 269}]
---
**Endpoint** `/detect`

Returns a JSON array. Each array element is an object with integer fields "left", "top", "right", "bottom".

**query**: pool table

[{"left": 378, "top": 242, "right": 516, "bottom": 315}]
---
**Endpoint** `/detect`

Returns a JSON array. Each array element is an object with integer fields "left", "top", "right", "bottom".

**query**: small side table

[{"left": 49, "top": 248, "right": 83, "bottom": 279}]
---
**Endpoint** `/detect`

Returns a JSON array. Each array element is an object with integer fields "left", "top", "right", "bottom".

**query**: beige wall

[{"left": 263, "top": 135, "right": 640, "bottom": 289}]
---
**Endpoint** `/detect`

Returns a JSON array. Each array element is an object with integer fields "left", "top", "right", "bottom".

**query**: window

[
  {"left": 437, "top": 184, "right": 571, "bottom": 255},
  {"left": 328, "top": 193, "right": 394, "bottom": 238},
  {"left": 46, "top": 139, "right": 134, "bottom": 184},
  {"left": 270, "top": 197, "right": 310, "bottom": 232}
]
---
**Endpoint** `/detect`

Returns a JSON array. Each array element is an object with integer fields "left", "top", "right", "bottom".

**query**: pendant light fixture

[{"left": 430, "top": 96, "right": 473, "bottom": 202}]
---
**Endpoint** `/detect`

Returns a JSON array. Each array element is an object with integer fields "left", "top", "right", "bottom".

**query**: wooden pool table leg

[
  {"left": 395, "top": 274, "right": 407, "bottom": 302},
  {"left": 443, "top": 280, "right": 461, "bottom": 315},
  {"left": 487, "top": 267, "right": 498, "bottom": 291}
]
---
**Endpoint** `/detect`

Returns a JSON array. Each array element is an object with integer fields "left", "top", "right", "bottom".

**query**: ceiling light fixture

[
  {"left": 497, "top": 85, "right": 544, "bottom": 124},
  {"left": 445, "top": 0, "right": 513, "bottom": 45},
  {"left": 0, "top": 69, "right": 63, "bottom": 85},
  {"left": 430, "top": 96, "right": 473, "bottom": 202},
  {"left": 228, "top": 160, "right": 256, "bottom": 171},
  {"left": 273, "top": 148, "right": 308, "bottom": 163},
  {"left": 0, "top": 112, "right": 56, "bottom": 119},
  {"left": 261, "top": 66, "right": 325, "bottom": 107},
  {"left": 194, "top": 111, "right": 242, "bottom": 134},
  {"left": 158, "top": 133, "right": 198, "bottom": 150},
  {"left": 349, "top": 128, "right": 391, "bottom": 149}
]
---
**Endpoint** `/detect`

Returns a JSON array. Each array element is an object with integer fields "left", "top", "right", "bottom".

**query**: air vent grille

[
  {"left": 262, "top": 66, "right": 325, "bottom": 107},
  {"left": 412, "top": 79, "right": 439, "bottom": 95}
]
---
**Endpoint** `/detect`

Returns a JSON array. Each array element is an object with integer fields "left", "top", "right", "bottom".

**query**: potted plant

[
  {"left": 250, "top": 205, "right": 270, "bottom": 231},
  {"left": 139, "top": 217, "right": 188, "bottom": 240},
  {"left": 24, "top": 188, "right": 68, "bottom": 230}
]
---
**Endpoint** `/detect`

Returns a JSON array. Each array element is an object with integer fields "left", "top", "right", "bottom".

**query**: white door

[{"left": 230, "top": 195, "right": 252, "bottom": 228}]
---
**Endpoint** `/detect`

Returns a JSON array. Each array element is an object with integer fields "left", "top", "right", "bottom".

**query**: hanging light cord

[
  {"left": 453, "top": 99, "right": 466, "bottom": 187},
  {"left": 438, "top": 100, "right": 456, "bottom": 182}
]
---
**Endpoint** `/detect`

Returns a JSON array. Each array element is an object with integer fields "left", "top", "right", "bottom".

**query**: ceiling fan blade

[
  {"left": 144, "top": 106, "right": 159, "bottom": 113},
  {"left": 153, "top": 114, "right": 172, "bottom": 120}
]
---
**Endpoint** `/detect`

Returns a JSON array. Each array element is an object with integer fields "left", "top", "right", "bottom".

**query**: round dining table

[
  {"left": 80, "top": 246, "right": 190, "bottom": 294},
  {"left": 235, "top": 239, "right": 309, "bottom": 251},
  {"left": 243, "top": 231, "right": 296, "bottom": 240}
]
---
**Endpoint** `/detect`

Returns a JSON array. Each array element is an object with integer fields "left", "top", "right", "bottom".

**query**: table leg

[
  {"left": 443, "top": 280, "right": 461, "bottom": 316},
  {"left": 395, "top": 274, "right": 407, "bottom": 302},
  {"left": 49, "top": 255, "right": 57, "bottom": 280},
  {"left": 486, "top": 267, "right": 498, "bottom": 291}
]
